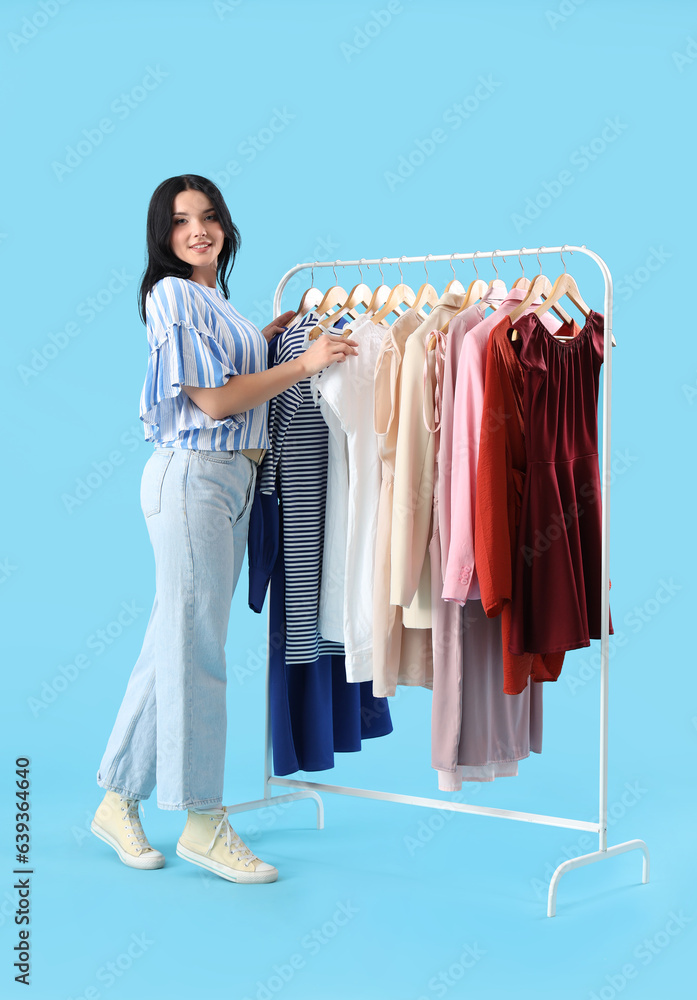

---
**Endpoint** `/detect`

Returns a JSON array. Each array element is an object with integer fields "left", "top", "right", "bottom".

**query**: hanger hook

[
  {"left": 536, "top": 246, "right": 545, "bottom": 273},
  {"left": 472, "top": 250, "right": 480, "bottom": 280},
  {"left": 310, "top": 263, "right": 315, "bottom": 286},
  {"left": 450, "top": 253, "right": 458, "bottom": 280},
  {"left": 398, "top": 255, "right": 406, "bottom": 284},
  {"left": 332, "top": 261, "right": 339, "bottom": 284},
  {"left": 491, "top": 250, "right": 500, "bottom": 280},
  {"left": 517, "top": 247, "right": 526, "bottom": 280},
  {"left": 559, "top": 245, "right": 568, "bottom": 274},
  {"left": 357, "top": 257, "right": 365, "bottom": 283},
  {"left": 423, "top": 253, "right": 431, "bottom": 284},
  {"left": 378, "top": 257, "right": 386, "bottom": 284}
]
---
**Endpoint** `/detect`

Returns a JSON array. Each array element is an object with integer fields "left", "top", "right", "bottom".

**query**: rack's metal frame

[{"left": 227, "top": 245, "right": 649, "bottom": 917}]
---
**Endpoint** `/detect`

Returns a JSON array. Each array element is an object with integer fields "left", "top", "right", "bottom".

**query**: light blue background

[{"left": 2, "top": 0, "right": 696, "bottom": 998}]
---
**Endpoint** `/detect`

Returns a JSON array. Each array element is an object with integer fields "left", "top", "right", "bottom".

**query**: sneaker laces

[
  {"left": 204, "top": 807, "right": 258, "bottom": 867},
  {"left": 120, "top": 796, "right": 151, "bottom": 853}
]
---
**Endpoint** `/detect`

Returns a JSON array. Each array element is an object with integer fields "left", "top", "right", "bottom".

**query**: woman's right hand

[{"left": 298, "top": 332, "right": 359, "bottom": 377}]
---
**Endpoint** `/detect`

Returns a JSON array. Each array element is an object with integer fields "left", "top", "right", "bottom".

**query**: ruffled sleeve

[
  {"left": 589, "top": 310, "right": 606, "bottom": 365},
  {"left": 140, "top": 276, "right": 241, "bottom": 435}
]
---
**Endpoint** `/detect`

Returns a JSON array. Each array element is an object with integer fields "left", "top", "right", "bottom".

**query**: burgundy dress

[{"left": 509, "top": 310, "right": 612, "bottom": 655}]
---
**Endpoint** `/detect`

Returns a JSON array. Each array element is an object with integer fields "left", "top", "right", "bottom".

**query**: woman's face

[{"left": 169, "top": 188, "right": 225, "bottom": 278}]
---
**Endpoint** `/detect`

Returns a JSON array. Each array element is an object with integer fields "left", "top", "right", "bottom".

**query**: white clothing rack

[{"left": 228, "top": 245, "right": 649, "bottom": 917}]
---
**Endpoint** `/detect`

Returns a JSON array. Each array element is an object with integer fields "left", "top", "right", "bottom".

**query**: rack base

[{"left": 225, "top": 781, "right": 650, "bottom": 917}]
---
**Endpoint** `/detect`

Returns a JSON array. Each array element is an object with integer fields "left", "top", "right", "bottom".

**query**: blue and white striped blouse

[{"left": 139, "top": 275, "right": 269, "bottom": 450}]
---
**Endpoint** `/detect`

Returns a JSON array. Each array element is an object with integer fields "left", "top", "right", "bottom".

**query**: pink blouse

[{"left": 442, "top": 290, "right": 562, "bottom": 604}]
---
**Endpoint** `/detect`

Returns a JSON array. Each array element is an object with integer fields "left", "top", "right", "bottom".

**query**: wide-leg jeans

[{"left": 97, "top": 447, "right": 256, "bottom": 810}]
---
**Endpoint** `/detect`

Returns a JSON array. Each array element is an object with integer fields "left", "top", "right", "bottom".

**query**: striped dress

[
  {"left": 139, "top": 275, "right": 269, "bottom": 450},
  {"left": 258, "top": 311, "right": 344, "bottom": 663}
]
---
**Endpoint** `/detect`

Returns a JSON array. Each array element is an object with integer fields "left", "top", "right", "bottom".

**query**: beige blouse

[
  {"left": 372, "top": 308, "right": 433, "bottom": 698},
  {"left": 389, "top": 292, "right": 466, "bottom": 618}
]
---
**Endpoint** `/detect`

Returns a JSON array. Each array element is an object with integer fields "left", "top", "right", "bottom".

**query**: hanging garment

[
  {"left": 248, "top": 313, "right": 392, "bottom": 773},
  {"left": 312, "top": 314, "right": 386, "bottom": 683},
  {"left": 436, "top": 302, "right": 486, "bottom": 575},
  {"left": 390, "top": 292, "right": 466, "bottom": 621},
  {"left": 255, "top": 521, "right": 393, "bottom": 775},
  {"left": 431, "top": 475, "right": 543, "bottom": 788},
  {"left": 427, "top": 318, "right": 542, "bottom": 789},
  {"left": 475, "top": 315, "right": 566, "bottom": 694},
  {"left": 442, "top": 289, "right": 563, "bottom": 604},
  {"left": 257, "top": 312, "right": 344, "bottom": 663},
  {"left": 372, "top": 308, "right": 433, "bottom": 698},
  {"left": 509, "top": 310, "right": 613, "bottom": 655}
]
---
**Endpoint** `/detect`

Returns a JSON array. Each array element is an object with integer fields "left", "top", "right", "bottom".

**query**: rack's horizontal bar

[
  {"left": 271, "top": 245, "right": 609, "bottom": 317},
  {"left": 268, "top": 777, "right": 600, "bottom": 833},
  {"left": 283, "top": 245, "right": 591, "bottom": 269}
]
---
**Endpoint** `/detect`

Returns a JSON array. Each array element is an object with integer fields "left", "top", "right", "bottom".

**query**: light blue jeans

[{"left": 97, "top": 447, "right": 257, "bottom": 810}]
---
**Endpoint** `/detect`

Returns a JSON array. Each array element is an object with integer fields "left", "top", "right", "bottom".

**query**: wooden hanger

[
  {"left": 533, "top": 272, "right": 589, "bottom": 318},
  {"left": 309, "top": 262, "right": 350, "bottom": 325},
  {"left": 534, "top": 249, "right": 616, "bottom": 346},
  {"left": 439, "top": 252, "right": 487, "bottom": 333},
  {"left": 371, "top": 258, "right": 415, "bottom": 326},
  {"left": 313, "top": 261, "right": 373, "bottom": 334},
  {"left": 364, "top": 258, "right": 391, "bottom": 318},
  {"left": 412, "top": 255, "right": 439, "bottom": 320},
  {"left": 508, "top": 248, "right": 573, "bottom": 326},
  {"left": 290, "top": 265, "right": 323, "bottom": 321},
  {"left": 313, "top": 281, "right": 372, "bottom": 335}
]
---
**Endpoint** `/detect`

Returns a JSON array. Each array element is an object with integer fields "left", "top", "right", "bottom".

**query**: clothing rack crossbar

[{"left": 229, "top": 244, "right": 649, "bottom": 917}]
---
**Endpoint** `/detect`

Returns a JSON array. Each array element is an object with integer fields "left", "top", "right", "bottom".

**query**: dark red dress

[{"left": 509, "top": 310, "right": 612, "bottom": 655}]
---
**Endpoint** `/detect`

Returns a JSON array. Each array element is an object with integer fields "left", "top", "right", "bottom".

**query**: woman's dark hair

[{"left": 137, "top": 174, "right": 241, "bottom": 323}]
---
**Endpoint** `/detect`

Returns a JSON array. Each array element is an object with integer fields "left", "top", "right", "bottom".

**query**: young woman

[{"left": 91, "top": 174, "right": 358, "bottom": 884}]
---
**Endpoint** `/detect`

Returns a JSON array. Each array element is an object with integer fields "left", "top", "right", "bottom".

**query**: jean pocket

[
  {"left": 197, "top": 450, "right": 236, "bottom": 464},
  {"left": 141, "top": 450, "right": 174, "bottom": 517}
]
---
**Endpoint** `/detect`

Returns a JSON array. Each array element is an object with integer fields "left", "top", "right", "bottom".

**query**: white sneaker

[
  {"left": 91, "top": 790, "right": 165, "bottom": 870},
  {"left": 176, "top": 807, "right": 278, "bottom": 883}
]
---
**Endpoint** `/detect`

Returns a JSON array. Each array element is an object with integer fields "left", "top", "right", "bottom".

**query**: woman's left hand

[{"left": 261, "top": 310, "right": 296, "bottom": 344}]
